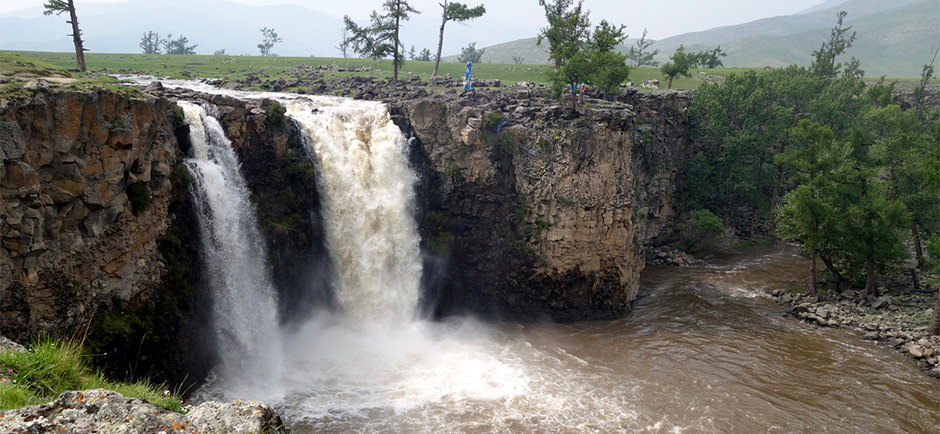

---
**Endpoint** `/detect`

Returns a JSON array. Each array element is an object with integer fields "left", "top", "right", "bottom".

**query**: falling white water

[
  {"left": 285, "top": 97, "right": 423, "bottom": 326},
  {"left": 133, "top": 81, "right": 528, "bottom": 424},
  {"left": 179, "top": 101, "right": 282, "bottom": 386}
]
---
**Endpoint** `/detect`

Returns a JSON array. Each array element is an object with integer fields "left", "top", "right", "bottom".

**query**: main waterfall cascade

[
  {"left": 133, "top": 80, "right": 937, "bottom": 432},
  {"left": 285, "top": 98, "right": 422, "bottom": 325},
  {"left": 179, "top": 101, "right": 282, "bottom": 388}
]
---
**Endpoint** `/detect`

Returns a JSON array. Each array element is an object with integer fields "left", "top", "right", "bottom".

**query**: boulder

[{"left": 0, "top": 389, "right": 289, "bottom": 434}]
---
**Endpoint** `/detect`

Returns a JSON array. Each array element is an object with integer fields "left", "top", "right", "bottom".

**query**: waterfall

[
  {"left": 179, "top": 101, "right": 282, "bottom": 380},
  {"left": 284, "top": 97, "right": 422, "bottom": 326},
  {"left": 155, "top": 86, "right": 521, "bottom": 418}
]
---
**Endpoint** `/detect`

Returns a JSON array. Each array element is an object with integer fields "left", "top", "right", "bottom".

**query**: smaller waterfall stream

[{"left": 180, "top": 101, "right": 282, "bottom": 388}]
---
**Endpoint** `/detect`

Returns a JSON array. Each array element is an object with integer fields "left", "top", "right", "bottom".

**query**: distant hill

[
  {"left": 464, "top": 0, "right": 937, "bottom": 78},
  {"left": 446, "top": 37, "right": 548, "bottom": 65}
]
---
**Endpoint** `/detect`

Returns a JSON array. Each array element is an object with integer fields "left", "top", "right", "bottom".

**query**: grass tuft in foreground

[{"left": 0, "top": 337, "right": 183, "bottom": 412}]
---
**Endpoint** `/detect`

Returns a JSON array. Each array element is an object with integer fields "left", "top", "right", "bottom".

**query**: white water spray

[
  {"left": 284, "top": 98, "right": 422, "bottom": 326},
  {"left": 180, "top": 101, "right": 282, "bottom": 384}
]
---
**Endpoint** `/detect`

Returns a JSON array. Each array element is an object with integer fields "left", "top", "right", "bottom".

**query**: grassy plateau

[{"left": 3, "top": 50, "right": 757, "bottom": 91}]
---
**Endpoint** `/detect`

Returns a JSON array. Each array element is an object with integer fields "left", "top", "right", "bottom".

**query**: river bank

[{"left": 772, "top": 274, "right": 940, "bottom": 378}]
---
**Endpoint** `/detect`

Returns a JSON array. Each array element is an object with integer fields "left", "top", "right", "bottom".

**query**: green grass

[
  {"left": 0, "top": 338, "right": 183, "bottom": 412},
  {"left": 0, "top": 52, "right": 69, "bottom": 77},
  {"left": 2, "top": 50, "right": 748, "bottom": 91},
  {"left": 5, "top": 50, "right": 924, "bottom": 95}
]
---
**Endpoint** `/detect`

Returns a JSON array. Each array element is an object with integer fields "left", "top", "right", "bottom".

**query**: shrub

[
  {"left": 676, "top": 209, "right": 726, "bottom": 253},
  {"left": 264, "top": 99, "right": 287, "bottom": 131},
  {"left": 482, "top": 112, "right": 503, "bottom": 132},
  {"left": 126, "top": 182, "right": 151, "bottom": 215}
]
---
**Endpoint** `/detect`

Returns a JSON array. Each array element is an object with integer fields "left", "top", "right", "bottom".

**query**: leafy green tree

[
  {"left": 457, "top": 42, "right": 485, "bottom": 63},
  {"left": 677, "top": 209, "right": 726, "bottom": 254},
  {"left": 584, "top": 20, "right": 630, "bottom": 98},
  {"left": 417, "top": 48, "right": 432, "bottom": 61},
  {"left": 835, "top": 168, "right": 910, "bottom": 295},
  {"left": 537, "top": 0, "right": 590, "bottom": 69},
  {"left": 696, "top": 46, "right": 726, "bottom": 68},
  {"left": 861, "top": 104, "right": 930, "bottom": 267},
  {"left": 626, "top": 28, "right": 658, "bottom": 67},
  {"left": 258, "top": 27, "right": 283, "bottom": 57},
  {"left": 660, "top": 45, "right": 696, "bottom": 88},
  {"left": 811, "top": 11, "right": 863, "bottom": 79},
  {"left": 139, "top": 31, "right": 162, "bottom": 54},
  {"left": 43, "top": 0, "right": 86, "bottom": 71},
  {"left": 913, "top": 47, "right": 938, "bottom": 116},
  {"left": 685, "top": 66, "right": 866, "bottom": 232},
  {"left": 343, "top": 0, "right": 419, "bottom": 81},
  {"left": 162, "top": 34, "right": 197, "bottom": 55},
  {"left": 778, "top": 118, "right": 911, "bottom": 295},
  {"left": 776, "top": 120, "right": 848, "bottom": 294},
  {"left": 927, "top": 235, "right": 940, "bottom": 335},
  {"left": 547, "top": 20, "right": 629, "bottom": 102},
  {"left": 433, "top": 1, "right": 486, "bottom": 77}
]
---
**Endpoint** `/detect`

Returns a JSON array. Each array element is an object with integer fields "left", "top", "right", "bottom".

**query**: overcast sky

[{"left": 2, "top": 0, "right": 830, "bottom": 40}]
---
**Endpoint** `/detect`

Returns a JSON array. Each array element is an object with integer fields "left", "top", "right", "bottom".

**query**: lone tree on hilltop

[
  {"left": 140, "top": 31, "right": 162, "bottom": 54},
  {"left": 258, "top": 27, "right": 283, "bottom": 57},
  {"left": 432, "top": 1, "right": 486, "bottom": 77},
  {"left": 626, "top": 28, "right": 659, "bottom": 67},
  {"left": 43, "top": 0, "right": 86, "bottom": 71},
  {"left": 343, "top": 0, "right": 420, "bottom": 81}
]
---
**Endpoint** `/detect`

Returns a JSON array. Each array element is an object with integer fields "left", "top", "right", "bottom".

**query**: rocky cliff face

[
  {"left": 0, "top": 83, "right": 182, "bottom": 341},
  {"left": 390, "top": 88, "right": 693, "bottom": 321},
  {"left": 1, "top": 80, "right": 692, "bottom": 344}
]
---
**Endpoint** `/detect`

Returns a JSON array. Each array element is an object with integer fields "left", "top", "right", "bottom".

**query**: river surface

[{"left": 270, "top": 245, "right": 939, "bottom": 433}]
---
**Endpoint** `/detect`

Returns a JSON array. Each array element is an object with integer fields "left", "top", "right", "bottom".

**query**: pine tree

[
  {"left": 43, "top": 0, "right": 86, "bottom": 71},
  {"left": 343, "top": 0, "right": 419, "bottom": 81},
  {"left": 433, "top": 1, "right": 485, "bottom": 77}
]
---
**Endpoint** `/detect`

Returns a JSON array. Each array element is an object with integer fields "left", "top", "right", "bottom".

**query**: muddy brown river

[{"left": 237, "top": 245, "right": 936, "bottom": 433}]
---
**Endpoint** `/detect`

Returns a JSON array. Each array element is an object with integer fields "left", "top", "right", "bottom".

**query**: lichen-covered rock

[
  {"left": 186, "top": 400, "right": 289, "bottom": 434},
  {"left": 0, "top": 389, "right": 288, "bottom": 434}
]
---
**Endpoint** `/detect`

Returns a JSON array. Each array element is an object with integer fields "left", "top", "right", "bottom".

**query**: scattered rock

[
  {"left": 773, "top": 280, "right": 940, "bottom": 378},
  {"left": 0, "top": 389, "right": 289, "bottom": 434}
]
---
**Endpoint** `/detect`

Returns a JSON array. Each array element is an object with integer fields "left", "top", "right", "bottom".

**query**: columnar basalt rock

[
  {"left": 0, "top": 84, "right": 181, "bottom": 341},
  {"left": 1, "top": 80, "right": 693, "bottom": 337},
  {"left": 389, "top": 89, "right": 694, "bottom": 321}
]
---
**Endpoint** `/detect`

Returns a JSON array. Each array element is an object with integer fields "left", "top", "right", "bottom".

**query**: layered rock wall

[
  {"left": 0, "top": 84, "right": 182, "bottom": 340},
  {"left": 1, "top": 81, "right": 693, "bottom": 340},
  {"left": 391, "top": 89, "right": 693, "bottom": 320}
]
